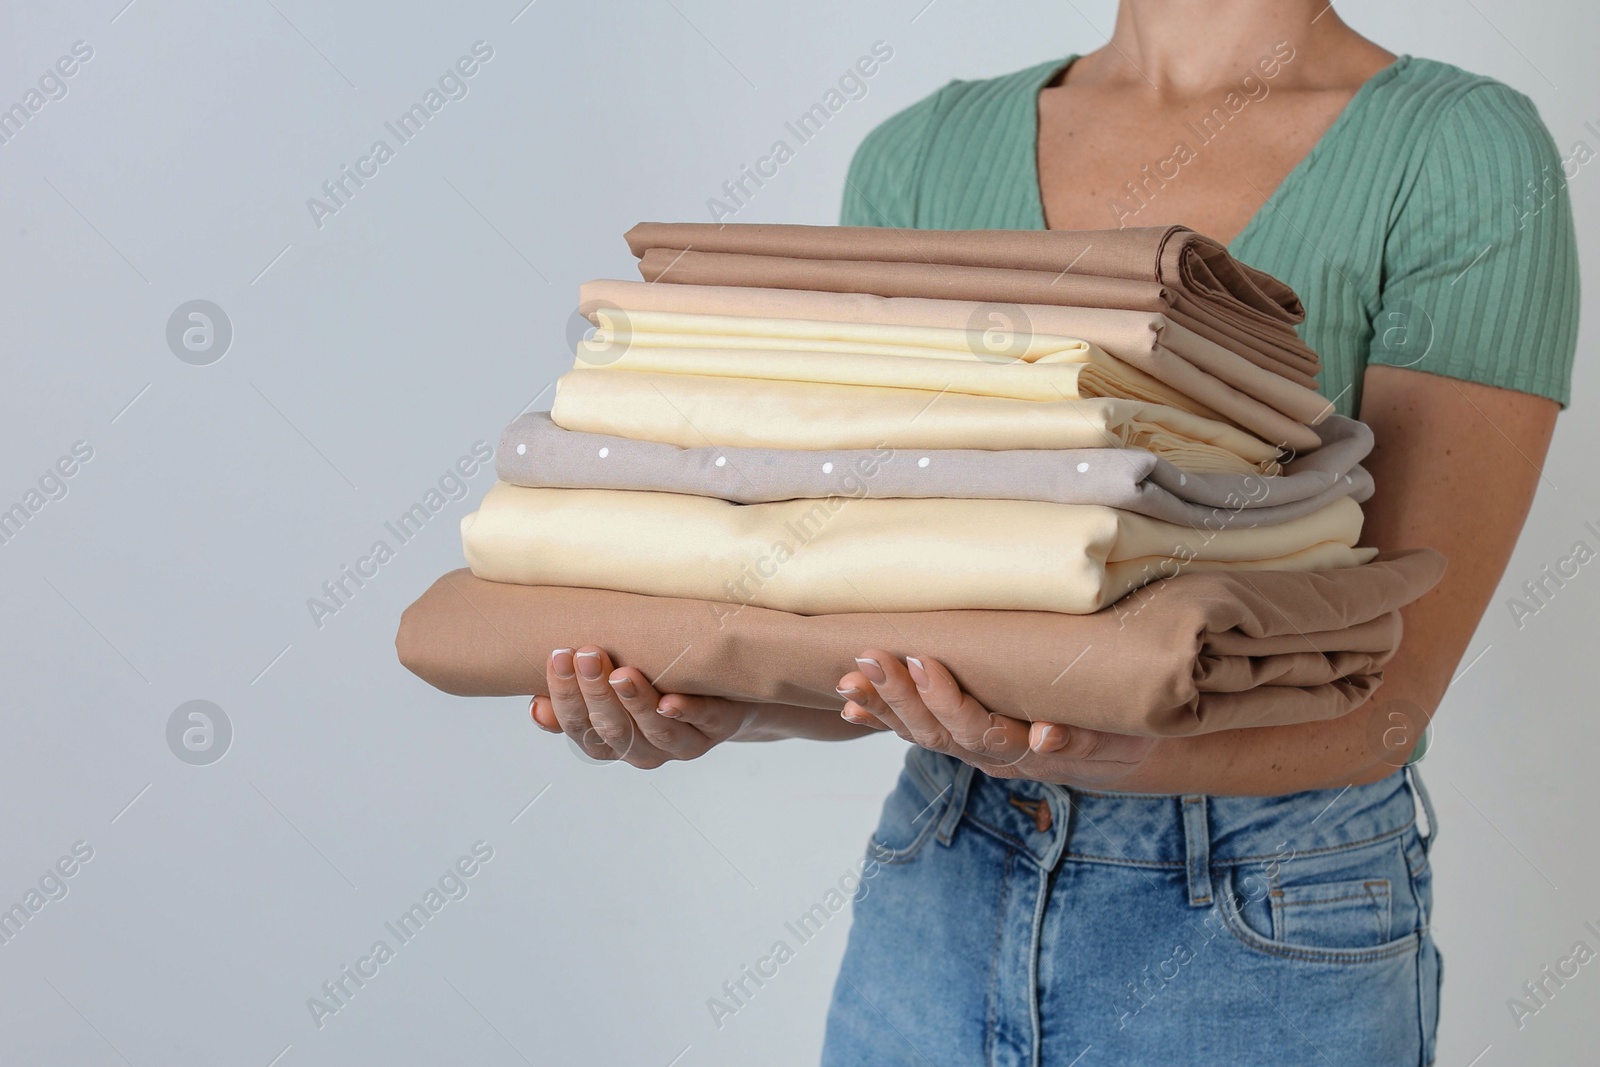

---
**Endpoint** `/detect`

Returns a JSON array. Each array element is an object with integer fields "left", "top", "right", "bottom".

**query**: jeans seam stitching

[
  {"left": 905, "top": 754, "right": 946, "bottom": 806},
  {"left": 1062, "top": 852, "right": 1187, "bottom": 868},
  {"left": 868, "top": 809, "right": 944, "bottom": 865},
  {"left": 1217, "top": 818, "right": 1415, "bottom": 864},
  {"left": 1404, "top": 837, "right": 1435, "bottom": 1064},
  {"left": 1049, "top": 822, "right": 1416, "bottom": 869},
  {"left": 983, "top": 849, "right": 1015, "bottom": 1067}
]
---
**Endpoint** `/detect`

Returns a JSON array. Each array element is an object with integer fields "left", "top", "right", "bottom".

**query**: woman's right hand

[
  {"left": 533, "top": 646, "right": 885, "bottom": 768},
  {"left": 532, "top": 645, "right": 759, "bottom": 768}
]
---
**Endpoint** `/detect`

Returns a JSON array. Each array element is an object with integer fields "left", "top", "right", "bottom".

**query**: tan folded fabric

[
  {"left": 395, "top": 550, "right": 1446, "bottom": 736},
  {"left": 623, "top": 221, "right": 1305, "bottom": 325},
  {"left": 579, "top": 326, "right": 1230, "bottom": 425},
  {"left": 581, "top": 280, "right": 1332, "bottom": 431},
  {"left": 636, "top": 250, "right": 1322, "bottom": 390},
  {"left": 623, "top": 222, "right": 1321, "bottom": 381},
  {"left": 551, "top": 369, "right": 1284, "bottom": 476},
  {"left": 461, "top": 483, "right": 1372, "bottom": 615}
]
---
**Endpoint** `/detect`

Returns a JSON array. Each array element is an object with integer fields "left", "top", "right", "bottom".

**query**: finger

[
  {"left": 855, "top": 650, "right": 957, "bottom": 753},
  {"left": 530, "top": 696, "right": 562, "bottom": 733},
  {"left": 1029, "top": 721, "right": 1152, "bottom": 763},
  {"left": 833, "top": 677, "right": 885, "bottom": 730},
  {"left": 840, "top": 700, "right": 888, "bottom": 731},
  {"left": 547, "top": 647, "right": 615, "bottom": 760},
  {"left": 837, "top": 672, "right": 910, "bottom": 739},
  {"left": 572, "top": 646, "right": 650, "bottom": 761},
  {"left": 908, "top": 655, "right": 1031, "bottom": 767},
  {"left": 609, "top": 666, "right": 713, "bottom": 759}
]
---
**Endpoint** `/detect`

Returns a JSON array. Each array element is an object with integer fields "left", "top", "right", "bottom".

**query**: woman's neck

[{"left": 1072, "top": 1, "right": 1389, "bottom": 96}]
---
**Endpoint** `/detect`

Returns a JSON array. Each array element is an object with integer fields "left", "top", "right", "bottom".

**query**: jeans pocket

[
  {"left": 866, "top": 757, "right": 953, "bottom": 866},
  {"left": 1219, "top": 842, "right": 1421, "bottom": 965},
  {"left": 1270, "top": 877, "right": 1392, "bottom": 947}
]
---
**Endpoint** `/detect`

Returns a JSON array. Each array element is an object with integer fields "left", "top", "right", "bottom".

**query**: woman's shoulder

[
  {"left": 857, "top": 55, "right": 1068, "bottom": 153},
  {"left": 1341, "top": 55, "right": 1567, "bottom": 224},
  {"left": 841, "top": 56, "right": 1067, "bottom": 227},
  {"left": 1363, "top": 58, "right": 1579, "bottom": 407},
  {"left": 1368, "top": 55, "right": 1556, "bottom": 147}
]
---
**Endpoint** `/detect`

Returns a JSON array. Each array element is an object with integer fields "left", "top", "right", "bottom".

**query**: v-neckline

[{"left": 1028, "top": 53, "right": 1411, "bottom": 252}]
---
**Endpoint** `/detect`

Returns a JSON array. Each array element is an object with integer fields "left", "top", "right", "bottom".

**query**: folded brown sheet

[
  {"left": 624, "top": 222, "right": 1321, "bottom": 382},
  {"left": 396, "top": 550, "right": 1445, "bottom": 737}
]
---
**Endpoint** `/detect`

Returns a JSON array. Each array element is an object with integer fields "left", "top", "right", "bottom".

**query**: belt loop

[
  {"left": 936, "top": 762, "right": 976, "bottom": 846},
  {"left": 1181, "top": 795, "right": 1213, "bottom": 906},
  {"left": 1406, "top": 766, "right": 1438, "bottom": 855}
]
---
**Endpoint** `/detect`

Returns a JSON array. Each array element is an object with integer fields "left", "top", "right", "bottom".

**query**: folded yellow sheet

[
  {"left": 591, "top": 308, "right": 1093, "bottom": 361},
  {"left": 580, "top": 280, "right": 1332, "bottom": 432},
  {"left": 461, "top": 483, "right": 1373, "bottom": 615},
  {"left": 551, "top": 370, "right": 1282, "bottom": 476},
  {"left": 579, "top": 312, "right": 1221, "bottom": 418}
]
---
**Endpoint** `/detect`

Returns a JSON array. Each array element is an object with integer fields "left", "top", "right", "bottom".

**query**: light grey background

[{"left": 1, "top": 0, "right": 1595, "bottom": 1063}]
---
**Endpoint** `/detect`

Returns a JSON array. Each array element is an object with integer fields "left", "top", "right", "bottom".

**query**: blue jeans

[{"left": 822, "top": 747, "right": 1441, "bottom": 1066}]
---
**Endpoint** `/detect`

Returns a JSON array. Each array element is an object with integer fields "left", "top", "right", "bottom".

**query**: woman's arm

[
  {"left": 1112, "top": 365, "right": 1557, "bottom": 793},
  {"left": 840, "top": 365, "right": 1559, "bottom": 795}
]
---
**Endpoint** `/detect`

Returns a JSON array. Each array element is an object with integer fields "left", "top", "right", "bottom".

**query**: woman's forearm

[
  {"left": 1105, "top": 596, "right": 1456, "bottom": 795},
  {"left": 1104, "top": 367, "right": 1558, "bottom": 796},
  {"left": 1106, "top": 689, "right": 1429, "bottom": 796}
]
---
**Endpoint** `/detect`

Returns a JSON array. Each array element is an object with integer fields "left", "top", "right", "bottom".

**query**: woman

[{"left": 533, "top": 3, "right": 1578, "bottom": 1063}]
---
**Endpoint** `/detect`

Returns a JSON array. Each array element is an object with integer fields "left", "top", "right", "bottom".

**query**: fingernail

[
  {"left": 906, "top": 657, "right": 929, "bottom": 689},
  {"left": 854, "top": 657, "right": 887, "bottom": 685},
  {"left": 1033, "top": 724, "right": 1068, "bottom": 753},
  {"left": 550, "top": 648, "right": 575, "bottom": 679},
  {"left": 837, "top": 685, "right": 862, "bottom": 700},
  {"left": 656, "top": 703, "right": 681, "bottom": 719},
  {"left": 575, "top": 650, "right": 604, "bottom": 680},
  {"left": 842, "top": 708, "right": 865, "bottom": 724},
  {"left": 608, "top": 673, "right": 636, "bottom": 699}
]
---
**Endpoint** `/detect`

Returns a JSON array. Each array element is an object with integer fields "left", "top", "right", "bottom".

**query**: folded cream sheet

[
  {"left": 550, "top": 369, "right": 1284, "bottom": 476},
  {"left": 461, "top": 483, "right": 1373, "bottom": 615}
]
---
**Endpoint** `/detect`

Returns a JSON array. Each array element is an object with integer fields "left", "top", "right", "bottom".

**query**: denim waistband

[{"left": 903, "top": 747, "right": 1433, "bottom": 889}]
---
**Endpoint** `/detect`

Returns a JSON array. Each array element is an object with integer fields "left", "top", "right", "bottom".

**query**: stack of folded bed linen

[{"left": 397, "top": 223, "right": 1445, "bottom": 737}]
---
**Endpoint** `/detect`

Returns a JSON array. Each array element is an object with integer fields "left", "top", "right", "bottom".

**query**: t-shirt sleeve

[
  {"left": 1370, "top": 83, "right": 1580, "bottom": 405},
  {"left": 839, "top": 84, "right": 951, "bottom": 228}
]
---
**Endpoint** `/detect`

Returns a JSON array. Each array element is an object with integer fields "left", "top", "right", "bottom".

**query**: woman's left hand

[{"left": 837, "top": 649, "right": 1161, "bottom": 788}]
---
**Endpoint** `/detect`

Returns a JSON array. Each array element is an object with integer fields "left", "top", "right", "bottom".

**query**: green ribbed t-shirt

[
  {"left": 840, "top": 55, "right": 1580, "bottom": 763},
  {"left": 841, "top": 55, "right": 1580, "bottom": 416}
]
